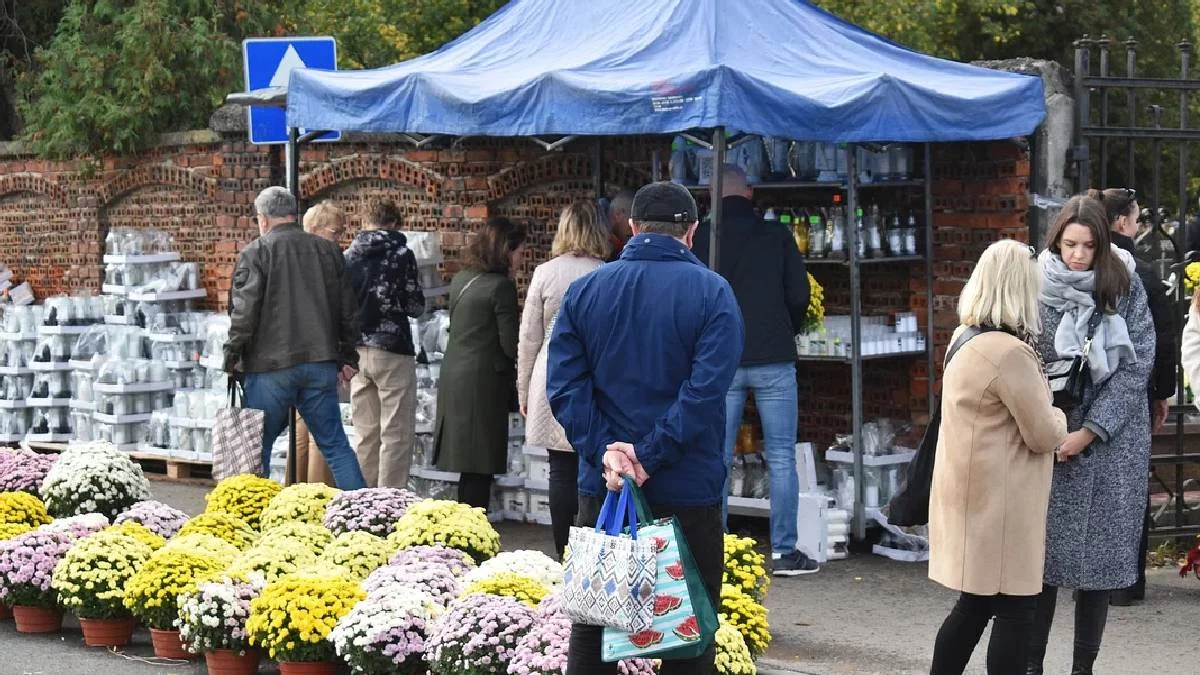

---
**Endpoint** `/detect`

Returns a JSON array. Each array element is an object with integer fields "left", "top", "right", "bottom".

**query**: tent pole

[
  {"left": 651, "top": 149, "right": 662, "bottom": 182},
  {"left": 285, "top": 124, "right": 300, "bottom": 487},
  {"left": 709, "top": 128, "right": 725, "bottom": 270}
]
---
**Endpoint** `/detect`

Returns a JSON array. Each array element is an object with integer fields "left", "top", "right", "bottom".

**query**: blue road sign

[{"left": 242, "top": 36, "right": 340, "bottom": 145}]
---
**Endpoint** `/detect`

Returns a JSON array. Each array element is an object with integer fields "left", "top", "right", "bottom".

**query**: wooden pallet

[{"left": 23, "top": 441, "right": 213, "bottom": 481}]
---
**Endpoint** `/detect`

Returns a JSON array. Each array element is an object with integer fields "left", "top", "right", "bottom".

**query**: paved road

[{"left": 2, "top": 479, "right": 1196, "bottom": 674}]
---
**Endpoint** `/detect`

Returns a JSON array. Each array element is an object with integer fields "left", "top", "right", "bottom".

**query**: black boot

[
  {"left": 1025, "top": 585, "right": 1057, "bottom": 675},
  {"left": 1070, "top": 648, "right": 1097, "bottom": 675}
]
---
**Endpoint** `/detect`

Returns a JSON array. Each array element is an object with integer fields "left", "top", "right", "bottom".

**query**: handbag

[
  {"left": 562, "top": 483, "right": 658, "bottom": 633},
  {"left": 211, "top": 377, "right": 266, "bottom": 481},
  {"left": 601, "top": 479, "right": 719, "bottom": 662},
  {"left": 886, "top": 326, "right": 993, "bottom": 528},
  {"left": 1045, "top": 309, "right": 1104, "bottom": 410}
]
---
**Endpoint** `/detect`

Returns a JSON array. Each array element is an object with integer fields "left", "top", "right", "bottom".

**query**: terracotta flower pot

[
  {"left": 11, "top": 605, "right": 63, "bottom": 634},
  {"left": 0, "top": 603, "right": 11, "bottom": 621},
  {"left": 79, "top": 616, "right": 137, "bottom": 647},
  {"left": 149, "top": 627, "right": 194, "bottom": 659},
  {"left": 278, "top": 661, "right": 337, "bottom": 675},
  {"left": 205, "top": 648, "right": 262, "bottom": 675}
]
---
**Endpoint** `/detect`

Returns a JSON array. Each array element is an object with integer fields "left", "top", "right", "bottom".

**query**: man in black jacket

[
  {"left": 694, "top": 164, "right": 817, "bottom": 576},
  {"left": 344, "top": 200, "right": 426, "bottom": 489}
]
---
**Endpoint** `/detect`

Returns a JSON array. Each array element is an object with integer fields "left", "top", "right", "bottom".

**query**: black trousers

[
  {"left": 566, "top": 495, "right": 724, "bottom": 675},
  {"left": 930, "top": 592, "right": 1037, "bottom": 675},
  {"left": 548, "top": 450, "right": 579, "bottom": 560},
  {"left": 1027, "top": 585, "right": 1110, "bottom": 671},
  {"left": 458, "top": 472, "right": 493, "bottom": 510}
]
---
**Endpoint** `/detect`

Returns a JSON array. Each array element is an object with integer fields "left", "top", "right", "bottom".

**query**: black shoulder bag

[{"left": 1044, "top": 309, "right": 1104, "bottom": 411}]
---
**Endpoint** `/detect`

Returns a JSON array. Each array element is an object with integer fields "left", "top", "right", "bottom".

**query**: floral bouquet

[
  {"left": 805, "top": 272, "right": 825, "bottom": 333},
  {"left": 123, "top": 548, "right": 227, "bottom": 629},
  {"left": 0, "top": 491, "right": 52, "bottom": 528},
  {"left": 0, "top": 450, "right": 57, "bottom": 496},
  {"left": 246, "top": 573, "right": 365, "bottom": 663},
  {"left": 459, "top": 572, "right": 550, "bottom": 608},
  {"left": 38, "top": 513, "right": 109, "bottom": 539},
  {"left": 330, "top": 587, "right": 442, "bottom": 675},
  {"left": 427, "top": 593, "right": 535, "bottom": 675},
  {"left": 177, "top": 574, "right": 265, "bottom": 655},
  {"left": 388, "top": 544, "right": 476, "bottom": 578},
  {"left": 52, "top": 530, "right": 154, "bottom": 618},
  {"left": 114, "top": 500, "right": 189, "bottom": 538},
  {"left": 723, "top": 534, "right": 769, "bottom": 602},
  {"left": 0, "top": 529, "right": 75, "bottom": 608},
  {"left": 323, "top": 487, "right": 420, "bottom": 537},
  {"left": 178, "top": 512, "right": 258, "bottom": 550},
  {"left": 462, "top": 550, "right": 563, "bottom": 590},
  {"left": 256, "top": 521, "right": 334, "bottom": 554},
  {"left": 388, "top": 500, "right": 500, "bottom": 563},
  {"left": 205, "top": 474, "right": 282, "bottom": 530},
  {"left": 259, "top": 483, "right": 340, "bottom": 532},
  {"left": 317, "top": 531, "right": 393, "bottom": 581},
  {"left": 227, "top": 539, "right": 319, "bottom": 583},
  {"left": 160, "top": 533, "right": 240, "bottom": 564},
  {"left": 714, "top": 618, "right": 756, "bottom": 675},
  {"left": 507, "top": 593, "right": 656, "bottom": 675},
  {"left": 39, "top": 441, "right": 151, "bottom": 519},
  {"left": 364, "top": 562, "right": 460, "bottom": 606},
  {"left": 719, "top": 583, "right": 770, "bottom": 657},
  {"left": 105, "top": 521, "right": 166, "bottom": 550}
]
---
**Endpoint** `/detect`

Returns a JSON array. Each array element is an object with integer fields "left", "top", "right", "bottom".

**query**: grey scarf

[{"left": 1038, "top": 247, "right": 1137, "bottom": 385}]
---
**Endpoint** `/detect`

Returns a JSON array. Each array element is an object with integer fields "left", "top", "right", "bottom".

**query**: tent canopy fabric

[{"left": 286, "top": 0, "right": 1045, "bottom": 142}]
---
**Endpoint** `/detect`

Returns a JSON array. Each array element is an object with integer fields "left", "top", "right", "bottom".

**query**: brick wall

[{"left": 0, "top": 132, "right": 1030, "bottom": 445}]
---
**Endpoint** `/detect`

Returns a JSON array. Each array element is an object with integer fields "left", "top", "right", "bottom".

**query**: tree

[{"left": 0, "top": 0, "right": 65, "bottom": 140}]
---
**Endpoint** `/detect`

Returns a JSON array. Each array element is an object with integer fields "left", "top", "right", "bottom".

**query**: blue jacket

[{"left": 547, "top": 233, "right": 744, "bottom": 507}]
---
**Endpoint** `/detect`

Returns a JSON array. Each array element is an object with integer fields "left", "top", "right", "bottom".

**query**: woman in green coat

[{"left": 434, "top": 217, "right": 527, "bottom": 510}]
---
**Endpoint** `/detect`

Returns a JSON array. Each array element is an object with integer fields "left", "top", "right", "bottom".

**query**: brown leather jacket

[{"left": 223, "top": 222, "right": 359, "bottom": 373}]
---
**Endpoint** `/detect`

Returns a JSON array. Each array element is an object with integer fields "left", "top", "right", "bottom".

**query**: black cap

[{"left": 630, "top": 182, "right": 698, "bottom": 223}]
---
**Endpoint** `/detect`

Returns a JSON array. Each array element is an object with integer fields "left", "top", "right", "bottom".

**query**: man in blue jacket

[{"left": 549, "top": 182, "right": 744, "bottom": 675}]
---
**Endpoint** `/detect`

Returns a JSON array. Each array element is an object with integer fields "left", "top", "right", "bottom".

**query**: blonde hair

[
  {"left": 957, "top": 239, "right": 1042, "bottom": 336},
  {"left": 551, "top": 201, "right": 610, "bottom": 259},
  {"left": 302, "top": 201, "right": 346, "bottom": 241}
]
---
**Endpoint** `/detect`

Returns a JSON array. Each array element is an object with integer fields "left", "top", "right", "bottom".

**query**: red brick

[{"left": 465, "top": 205, "right": 489, "bottom": 219}]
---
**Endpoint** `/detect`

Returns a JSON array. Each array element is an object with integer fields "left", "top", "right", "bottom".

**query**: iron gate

[{"left": 1073, "top": 35, "right": 1200, "bottom": 539}]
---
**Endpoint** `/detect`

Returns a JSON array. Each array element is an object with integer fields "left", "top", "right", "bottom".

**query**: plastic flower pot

[
  {"left": 204, "top": 648, "right": 261, "bottom": 675},
  {"left": 11, "top": 605, "right": 63, "bottom": 634},
  {"left": 278, "top": 662, "right": 337, "bottom": 675},
  {"left": 79, "top": 616, "right": 137, "bottom": 647},
  {"left": 149, "top": 627, "right": 194, "bottom": 659}
]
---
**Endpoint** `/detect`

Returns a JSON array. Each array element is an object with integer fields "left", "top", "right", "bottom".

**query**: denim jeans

[
  {"left": 243, "top": 361, "right": 367, "bottom": 490},
  {"left": 722, "top": 362, "right": 799, "bottom": 554}
]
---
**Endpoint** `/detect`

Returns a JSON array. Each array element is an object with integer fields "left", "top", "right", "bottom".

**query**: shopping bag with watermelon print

[
  {"left": 561, "top": 481, "right": 659, "bottom": 633},
  {"left": 601, "top": 479, "right": 719, "bottom": 661}
]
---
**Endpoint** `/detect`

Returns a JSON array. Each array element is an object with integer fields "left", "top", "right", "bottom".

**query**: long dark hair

[
  {"left": 1046, "top": 195, "right": 1131, "bottom": 312},
  {"left": 1084, "top": 188, "right": 1137, "bottom": 227},
  {"left": 466, "top": 217, "right": 527, "bottom": 275}
]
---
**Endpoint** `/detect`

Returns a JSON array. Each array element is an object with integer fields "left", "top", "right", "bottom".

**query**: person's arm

[
  {"left": 494, "top": 277, "right": 519, "bottom": 363},
  {"left": 335, "top": 253, "right": 360, "bottom": 370},
  {"left": 1140, "top": 268, "right": 1177, "bottom": 400},
  {"left": 1082, "top": 279, "right": 1155, "bottom": 443},
  {"left": 517, "top": 268, "right": 546, "bottom": 411},
  {"left": 223, "top": 247, "right": 265, "bottom": 372},
  {"left": 633, "top": 282, "right": 745, "bottom": 475},
  {"left": 402, "top": 250, "right": 426, "bottom": 319},
  {"left": 547, "top": 286, "right": 617, "bottom": 468},
  {"left": 782, "top": 229, "right": 810, "bottom": 334},
  {"left": 995, "top": 345, "right": 1068, "bottom": 454}
]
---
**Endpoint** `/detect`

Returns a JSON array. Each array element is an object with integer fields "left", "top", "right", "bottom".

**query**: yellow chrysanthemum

[
  {"left": 387, "top": 499, "right": 500, "bottom": 563},
  {"left": 160, "top": 533, "right": 240, "bottom": 563},
  {"left": 0, "top": 491, "right": 52, "bottom": 527},
  {"left": 123, "top": 548, "right": 226, "bottom": 629},
  {"left": 259, "top": 483, "right": 340, "bottom": 532},
  {"left": 205, "top": 474, "right": 282, "bottom": 530},
  {"left": 805, "top": 272, "right": 825, "bottom": 333},
  {"left": 315, "top": 532, "right": 392, "bottom": 581},
  {"left": 714, "top": 618, "right": 757, "bottom": 674},
  {"left": 719, "top": 584, "right": 771, "bottom": 656},
  {"left": 458, "top": 572, "right": 549, "bottom": 607},
  {"left": 104, "top": 521, "right": 166, "bottom": 551},
  {"left": 246, "top": 574, "right": 364, "bottom": 663},
  {"left": 723, "top": 534, "right": 770, "bottom": 602},
  {"left": 178, "top": 512, "right": 258, "bottom": 550},
  {"left": 52, "top": 531, "right": 154, "bottom": 618}
]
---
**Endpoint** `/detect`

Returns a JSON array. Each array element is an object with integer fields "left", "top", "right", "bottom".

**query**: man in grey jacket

[{"left": 224, "top": 186, "right": 367, "bottom": 489}]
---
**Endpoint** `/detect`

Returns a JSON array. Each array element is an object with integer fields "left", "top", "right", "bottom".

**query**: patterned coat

[
  {"left": 344, "top": 229, "right": 425, "bottom": 356},
  {"left": 1035, "top": 275, "right": 1154, "bottom": 591}
]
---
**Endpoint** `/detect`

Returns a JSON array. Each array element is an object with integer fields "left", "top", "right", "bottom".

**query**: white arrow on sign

[{"left": 270, "top": 45, "right": 307, "bottom": 88}]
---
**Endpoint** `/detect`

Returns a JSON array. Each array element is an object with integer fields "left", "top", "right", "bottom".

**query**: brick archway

[
  {"left": 96, "top": 164, "right": 217, "bottom": 205},
  {"left": 301, "top": 156, "right": 445, "bottom": 201},
  {"left": 0, "top": 173, "right": 67, "bottom": 202}
]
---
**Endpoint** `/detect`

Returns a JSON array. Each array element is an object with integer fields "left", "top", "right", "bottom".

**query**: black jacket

[
  {"left": 693, "top": 196, "right": 809, "bottom": 366},
  {"left": 344, "top": 229, "right": 426, "bottom": 356},
  {"left": 1114, "top": 232, "right": 1177, "bottom": 400}
]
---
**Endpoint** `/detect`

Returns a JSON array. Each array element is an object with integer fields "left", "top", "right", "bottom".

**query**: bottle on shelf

[
  {"left": 867, "top": 204, "right": 884, "bottom": 259},
  {"left": 854, "top": 207, "right": 866, "bottom": 259},
  {"left": 905, "top": 212, "right": 919, "bottom": 256},
  {"left": 828, "top": 194, "right": 846, "bottom": 261},
  {"left": 786, "top": 208, "right": 808, "bottom": 256},
  {"left": 808, "top": 210, "right": 826, "bottom": 259},
  {"left": 763, "top": 207, "right": 779, "bottom": 226},
  {"left": 888, "top": 212, "right": 903, "bottom": 256}
]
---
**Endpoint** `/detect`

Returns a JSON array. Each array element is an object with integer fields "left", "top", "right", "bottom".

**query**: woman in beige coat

[
  {"left": 929, "top": 240, "right": 1069, "bottom": 675},
  {"left": 517, "top": 201, "right": 610, "bottom": 557}
]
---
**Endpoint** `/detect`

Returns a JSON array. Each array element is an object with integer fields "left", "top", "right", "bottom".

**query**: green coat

[{"left": 433, "top": 269, "right": 519, "bottom": 475}]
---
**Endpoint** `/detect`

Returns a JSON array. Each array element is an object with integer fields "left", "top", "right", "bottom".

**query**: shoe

[
  {"left": 772, "top": 550, "right": 820, "bottom": 577},
  {"left": 1109, "top": 589, "right": 1138, "bottom": 606}
]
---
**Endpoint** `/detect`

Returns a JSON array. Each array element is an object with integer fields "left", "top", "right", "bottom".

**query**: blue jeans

[
  {"left": 243, "top": 361, "right": 367, "bottom": 490},
  {"left": 722, "top": 362, "right": 799, "bottom": 554}
]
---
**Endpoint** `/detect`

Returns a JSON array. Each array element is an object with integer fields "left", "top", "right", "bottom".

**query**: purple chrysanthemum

[
  {"left": 322, "top": 487, "right": 420, "bottom": 537},
  {"left": 114, "top": 500, "right": 189, "bottom": 538},
  {"left": 388, "top": 544, "right": 476, "bottom": 578}
]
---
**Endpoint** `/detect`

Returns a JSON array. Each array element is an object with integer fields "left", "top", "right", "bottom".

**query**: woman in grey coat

[{"left": 1029, "top": 195, "right": 1154, "bottom": 675}]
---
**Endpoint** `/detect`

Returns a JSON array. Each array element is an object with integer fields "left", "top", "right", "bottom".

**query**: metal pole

[
  {"left": 1073, "top": 37, "right": 1092, "bottom": 190},
  {"left": 923, "top": 143, "right": 935, "bottom": 417},
  {"left": 1099, "top": 35, "right": 1110, "bottom": 188},
  {"left": 1126, "top": 37, "right": 1138, "bottom": 185},
  {"left": 709, "top": 128, "right": 726, "bottom": 270},
  {"left": 592, "top": 139, "right": 604, "bottom": 199},
  {"left": 285, "top": 125, "right": 300, "bottom": 486},
  {"left": 1179, "top": 42, "right": 1192, "bottom": 243},
  {"left": 651, "top": 149, "right": 662, "bottom": 182},
  {"left": 846, "top": 144, "right": 865, "bottom": 540}
]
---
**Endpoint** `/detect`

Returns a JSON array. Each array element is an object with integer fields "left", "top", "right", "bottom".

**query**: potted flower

[
  {"left": 51, "top": 530, "right": 155, "bottom": 646},
  {"left": 205, "top": 474, "right": 282, "bottom": 530},
  {"left": 426, "top": 593, "right": 535, "bottom": 675},
  {"left": 114, "top": 499, "right": 189, "bottom": 538},
  {"left": 388, "top": 544, "right": 476, "bottom": 578},
  {"left": 123, "top": 548, "right": 228, "bottom": 659},
  {"left": 719, "top": 583, "right": 771, "bottom": 657},
  {"left": 105, "top": 521, "right": 166, "bottom": 551},
  {"left": 0, "top": 491, "right": 52, "bottom": 529},
  {"left": 177, "top": 574, "right": 265, "bottom": 675},
  {"left": 316, "top": 531, "right": 393, "bottom": 581},
  {"left": 259, "top": 483, "right": 340, "bottom": 532},
  {"left": 330, "top": 587, "right": 442, "bottom": 675},
  {"left": 723, "top": 534, "right": 770, "bottom": 602},
  {"left": 160, "top": 533, "right": 240, "bottom": 562},
  {"left": 227, "top": 538, "right": 319, "bottom": 583},
  {"left": 459, "top": 572, "right": 551, "bottom": 608},
  {"left": 246, "top": 572, "right": 365, "bottom": 674},
  {"left": 387, "top": 500, "right": 501, "bottom": 563},
  {"left": 364, "top": 561, "right": 460, "bottom": 607},
  {"left": 256, "top": 521, "right": 334, "bottom": 554},
  {"left": 713, "top": 619, "right": 756, "bottom": 675},
  {"left": 0, "top": 529, "right": 75, "bottom": 633},
  {"left": 508, "top": 593, "right": 656, "bottom": 675},
  {"left": 39, "top": 441, "right": 151, "bottom": 519},
  {"left": 177, "top": 512, "right": 258, "bottom": 550},
  {"left": 323, "top": 487, "right": 419, "bottom": 537},
  {"left": 38, "top": 513, "right": 109, "bottom": 539},
  {"left": 461, "top": 549, "right": 563, "bottom": 590},
  {"left": 0, "top": 449, "right": 57, "bottom": 497}
]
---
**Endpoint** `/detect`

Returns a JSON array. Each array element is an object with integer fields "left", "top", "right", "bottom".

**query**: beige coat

[
  {"left": 928, "top": 330, "right": 1069, "bottom": 596},
  {"left": 1181, "top": 306, "right": 1200, "bottom": 405},
  {"left": 517, "top": 254, "right": 604, "bottom": 451}
]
